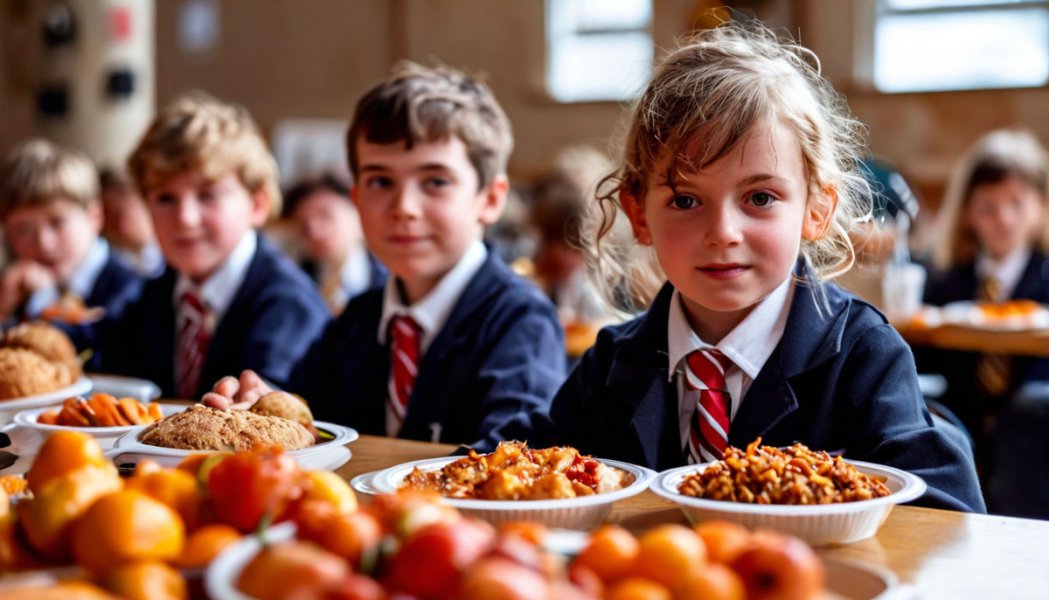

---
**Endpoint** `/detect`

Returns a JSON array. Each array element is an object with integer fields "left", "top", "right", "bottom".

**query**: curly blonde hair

[
  {"left": 128, "top": 91, "right": 281, "bottom": 219},
  {"left": 0, "top": 139, "right": 98, "bottom": 217},
  {"left": 930, "top": 128, "right": 1049, "bottom": 270},
  {"left": 589, "top": 20, "right": 871, "bottom": 311}
]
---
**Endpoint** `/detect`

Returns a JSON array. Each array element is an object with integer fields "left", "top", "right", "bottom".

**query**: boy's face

[
  {"left": 291, "top": 189, "right": 363, "bottom": 265},
  {"left": 101, "top": 187, "right": 154, "bottom": 251},
  {"left": 147, "top": 171, "right": 270, "bottom": 283},
  {"left": 352, "top": 136, "right": 507, "bottom": 303},
  {"left": 625, "top": 119, "right": 830, "bottom": 343},
  {"left": 3, "top": 198, "right": 102, "bottom": 282},
  {"left": 966, "top": 177, "right": 1046, "bottom": 261}
]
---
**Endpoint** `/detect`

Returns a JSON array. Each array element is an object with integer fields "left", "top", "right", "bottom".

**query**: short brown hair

[
  {"left": 347, "top": 62, "right": 513, "bottom": 189},
  {"left": 128, "top": 91, "right": 281, "bottom": 218},
  {"left": 0, "top": 139, "right": 99, "bottom": 218}
]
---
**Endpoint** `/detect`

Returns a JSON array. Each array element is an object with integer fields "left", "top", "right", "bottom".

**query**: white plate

[
  {"left": 0, "top": 377, "right": 93, "bottom": 425},
  {"left": 103, "top": 419, "right": 358, "bottom": 472},
  {"left": 206, "top": 524, "right": 906, "bottom": 600},
  {"left": 86, "top": 373, "right": 162, "bottom": 402},
  {"left": 351, "top": 455, "right": 655, "bottom": 530},
  {"left": 11, "top": 403, "right": 187, "bottom": 447},
  {"left": 650, "top": 460, "right": 926, "bottom": 546}
]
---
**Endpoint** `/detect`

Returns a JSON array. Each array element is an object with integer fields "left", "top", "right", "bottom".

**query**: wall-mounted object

[
  {"left": 37, "top": 83, "right": 70, "bottom": 118},
  {"left": 42, "top": 2, "right": 77, "bottom": 48},
  {"left": 105, "top": 68, "right": 134, "bottom": 98}
]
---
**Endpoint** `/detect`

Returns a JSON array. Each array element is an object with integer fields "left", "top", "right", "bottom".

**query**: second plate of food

[
  {"left": 351, "top": 443, "right": 655, "bottom": 530},
  {"left": 650, "top": 452, "right": 925, "bottom": 546}
]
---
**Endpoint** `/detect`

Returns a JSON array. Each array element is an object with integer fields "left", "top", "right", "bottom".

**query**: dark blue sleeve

[
  {"left": 841, "top": 323, "right": 986, "bottom": 512},
  {"left": 235, "top": 289, "right": 330, "bottom": 389},
  {"left": 466, "top": 299, "right": 567, "bottom": 452}
]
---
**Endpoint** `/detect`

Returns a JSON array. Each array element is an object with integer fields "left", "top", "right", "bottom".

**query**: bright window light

[
  {"left": 546, "top": 0, "right": 653, "bottom": 102},
  {"left": 873, "top": 2, "right": 1049, "bottom": 92}
]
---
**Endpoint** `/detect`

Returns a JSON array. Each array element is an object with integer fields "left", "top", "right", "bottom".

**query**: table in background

[
  {"left": 894, "top": 320, "right": 1049, "bottom": 357},
  {"left": 337, "top": 434, "right": 1049, "bottom": 600}
]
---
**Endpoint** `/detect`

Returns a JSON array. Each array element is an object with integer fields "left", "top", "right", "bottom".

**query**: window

[
  {"left": 545, "top": 0, "right": 653, "bottom": 102},
  {"left": 873, "top": 0, "right": 1049, "bottom": 93}
]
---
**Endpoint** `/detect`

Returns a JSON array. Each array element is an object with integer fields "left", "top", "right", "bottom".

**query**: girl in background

[{"left": 543, "top": 20, "right": 983, "bottom": 512}]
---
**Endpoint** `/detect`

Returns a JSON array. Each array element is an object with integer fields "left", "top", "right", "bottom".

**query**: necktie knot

[
  {"left": 181, "top": 290, "right": 206, "bottom": 316},
  {"left": 685, "top": 349, "right": 732, "bottom": 391},
  {"left": 684, "top": 348, "right": 734, "bottom": 464}
]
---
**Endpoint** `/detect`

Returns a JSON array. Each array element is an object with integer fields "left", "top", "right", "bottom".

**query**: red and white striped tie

[
  {"left": 685, "top": 349, "right": 733, "bottom": 464},
  {"left": 175, "top": 290, "right": 210, "bottom": 399},
  {"left": 388, "top": 315, "right": 421, "bottom": 433}
]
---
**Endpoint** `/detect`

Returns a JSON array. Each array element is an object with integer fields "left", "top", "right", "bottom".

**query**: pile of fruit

[{"left": 0, "top": 431, "right": 357, "bottom": 599}]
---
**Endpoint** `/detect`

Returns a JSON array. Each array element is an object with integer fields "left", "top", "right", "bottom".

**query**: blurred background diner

[{"left": 2, "top": 0, "right": 1049, "bottom": 518}]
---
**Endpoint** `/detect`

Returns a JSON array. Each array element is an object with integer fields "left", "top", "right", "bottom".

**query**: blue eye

[
  {"left": 671, "top": 195, "right": 698, "bottom": 210},
  {"left": 364, "top": 176, "right": 392, "bottom": 190}
]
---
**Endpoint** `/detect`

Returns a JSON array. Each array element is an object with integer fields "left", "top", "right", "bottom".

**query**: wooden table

[
  {"left": 894, "top": 321, "right": 1049, "bottom": 357},
  {"left": 338, "top": 434, "right": 1049, "bottom": 600}
]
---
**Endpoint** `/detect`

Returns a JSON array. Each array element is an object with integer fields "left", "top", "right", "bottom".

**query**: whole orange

[
  {"left": 607, "top": 577, "right": 673, "bottom": 600},
  {"left": 175, "top": 523, "right": 242, "bottom": 569},
  {"left": 106, "top": 561, "right": 188, "bottom": 600},
  {"left": 26, "top": 431, "right": 107, "bottom": 494},
  {"left": 693, "top": 520, "right": 752, "bottom": 564},
  {"left": 573, "top": 524, "right": 639, "bottom": 584},
  {"left": 633, "top": 524, "right": 707, "bottom": 590},
  {"left": 71, "top": 490, "right": 185, "bottom": 574},
  {"left": 125, "top": 465, "right": 200, "bottom": 530},
  {"left": 674, "top": 563, "right": 746, "bottom": 600},
  {"left": 301, "top": 470, "right": 358, "bottom": 514}
]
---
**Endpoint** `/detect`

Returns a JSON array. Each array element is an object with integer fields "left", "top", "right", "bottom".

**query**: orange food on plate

[
  {"left": 0, "top": 474, "right": 27, "bottom": 496},
  {"left": 400, "top": 440, "right": 634, "bottom": 500},
  {"left": 978, "top": 299, "right": 1042, "bottom": 318},
  {"left": 678, "top": 439, "right": 891, "bottom": 504},
  {"left": 38, "top": 393, "right": 164, "bottom": 428}
]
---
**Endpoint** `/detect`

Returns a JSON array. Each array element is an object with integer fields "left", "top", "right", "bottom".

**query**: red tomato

[
  {"left": 459, "top": 557, "right": 552, "bottom": 600},
  {"left": 385, "top": 519, "right": 494, "bottom": 599},
  {"left": 207, "top": 446, "right": 305, "bottom": 533}
]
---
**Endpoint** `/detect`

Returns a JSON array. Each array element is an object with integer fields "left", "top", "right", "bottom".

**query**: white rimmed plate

[
  {"left": 0, "top": 377, "right": 92, "bottom": 425},
  {"left": 650, "top": 460, "right": 926, "bottom": 546},
  {"left": 351, "top": 455, "right": 656, "bottom": 530},
  {"left": 206, "top": 523, "right": 907, "bottom": 600},
  {"left": 940, "top": 300, "right": 1049, "bottom": 331},
  {"left": 103, "top": 419, "right": 358, "bottom": 472},
  {"left": 86, "top": 373, "right": 162, "bottom": 402},
  {"left": 11, "top": 402, "right": 187, "bottom": 448}
]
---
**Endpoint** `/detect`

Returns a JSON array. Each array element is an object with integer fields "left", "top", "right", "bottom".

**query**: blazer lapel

[{"left": 730, "top": 279, "right": 849, "bottom": 445}]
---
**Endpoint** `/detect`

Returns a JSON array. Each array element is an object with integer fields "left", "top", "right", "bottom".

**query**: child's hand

[
  {"left": 0, "top": 261, "right": 55, "bottom": 317},
  {"left": 200, "top": 369, "right": 273, "bottom": 411}
]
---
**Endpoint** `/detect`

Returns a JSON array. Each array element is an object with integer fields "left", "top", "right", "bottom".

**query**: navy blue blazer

[
  {"left": 919, "top": 252, "right": 1049, "bottom": 411},
  {"left": 84, "top": 251, "right": 146, "bottom": 322},
  {"left": 68, "top": 234, "right": 329, "bottom": 398},
  {"left": 543, "top": 279, "right": 985, "bottom": 513},
  {"left": 290, "top": 251, "right": 566, "bottom": 452}
]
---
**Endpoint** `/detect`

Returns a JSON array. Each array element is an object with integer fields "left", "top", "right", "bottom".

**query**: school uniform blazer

[
  {"left": 84, "top": 252, "right": 145, "bottom": 321},
  {"left": 919, "top": 252, "right": 1049, "bottom": 391},
  {"left": 544, "top": 278, "right": 986, "bottom": 513},
  {"left": 290, "top": 251, "right": 566, "bottom": 452},
  {"left": 70, "top": 234, "right": 329, "bottom": 398}
]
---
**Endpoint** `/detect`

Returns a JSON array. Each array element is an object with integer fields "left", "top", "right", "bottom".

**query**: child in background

[
  {"left": 283, "top": 174, "right": 385, "bottom": 313},
  {"left": 919, "top": 129, "right": 1049, "bottom": 462},
  {"left": 98, "top": 167, "right": 164, "bottom": 278},
  {"left": 205, "top": 63, "right": 565, "bottom": 451},
  {"left": 541, "top": 21, "right": 983, "bottom": 512},
  {"left": 0, "top": 139, "right": 143, "bottom": 325},
  {"left": 66, "top": 92, "right": 329, "bottom": 399}
]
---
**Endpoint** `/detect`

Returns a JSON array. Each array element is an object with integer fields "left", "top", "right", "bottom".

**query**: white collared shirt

[
  {"left": 975, "top": 246, "right": 1031, "bottom": 300},
  {"left": 378, "top": 240, "right": 488, "bottom": 436},
  {"left": 26, "top": 238, "right": 111, "bottom": 316},
  {"left": 667, "top": 278, "right": 795, "bottom": 451},
  {"left": 172, "top": 231, "right": 257, "bottom": 337}
]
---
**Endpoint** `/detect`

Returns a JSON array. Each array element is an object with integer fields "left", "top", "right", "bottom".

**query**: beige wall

[{"left": 3, "top": 0, "right": 1047, "bottom": 203}]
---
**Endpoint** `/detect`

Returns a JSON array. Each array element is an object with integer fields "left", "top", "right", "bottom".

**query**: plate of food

[
  {"left": 351, "top": 441, "right": 655, "bottom": 530},
  {"left": 11, "top": 394, "right": 186, "bottom": 448},
  {"left": 940, "top": 300, "right": 1049, "bottom": 331},
  {"left": 103, "top": 396, "right": 358, "bottom": 472},
  {"left": 650, "top": 440, "right": 926, "bottom": 546}
]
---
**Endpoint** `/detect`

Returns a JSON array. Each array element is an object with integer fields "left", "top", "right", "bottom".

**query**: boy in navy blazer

[
  {"left": 0, "top": 139, "right": 143, "bottom": 326},
  {"left": 66, "top": 92, "right": 329, "bottom": 398},
  {"left": 205, "top": 63, "right": 565, "bottom": 451}
]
